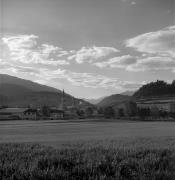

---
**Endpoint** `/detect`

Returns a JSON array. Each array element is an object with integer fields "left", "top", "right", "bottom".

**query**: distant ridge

[
  {"left": 85, "top": 96, "right": 105, "bottom": 105},
  {"left": 0, "top": 74, "right": 92, "bottom": 108},
  {"left": 121, "top": 90, "right": 135, "bottom": 96},
  {"left": 97, "top": 94, "right": 132, "bottom": 107}
]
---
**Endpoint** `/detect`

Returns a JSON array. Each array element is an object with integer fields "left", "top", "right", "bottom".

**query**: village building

[
  {"left": 0, "top": 108, "right": 41, "bottom": 120},
  {"left": 0, "top": 108, "right": 28, "bottom": 120},
  {"left": 136, "top": 96, "right": 175, "bottom": 113},
  {"left": 50, "top": 108, "right": 64, "bottom": 120},
  {"left": 59, "top": 90, "right": 79, "bottom": 119},
  {"left": 24, "top": 108, "right": 38, "bottom": 120}
]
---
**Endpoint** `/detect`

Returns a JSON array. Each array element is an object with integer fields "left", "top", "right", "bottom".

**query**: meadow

[{"left": 1, "top": 120, "right": 175, "bottom": 179}]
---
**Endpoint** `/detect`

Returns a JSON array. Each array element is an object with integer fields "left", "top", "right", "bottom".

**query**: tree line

[{"left": 134, "top": 80, "right": 175, "bottom": 98}]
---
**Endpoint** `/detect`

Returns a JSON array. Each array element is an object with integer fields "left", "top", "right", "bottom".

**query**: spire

[{"left": 61, "top": 89, "right": 65, "bottom": 110}]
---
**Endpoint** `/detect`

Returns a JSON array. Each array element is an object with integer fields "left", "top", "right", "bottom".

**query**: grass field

[
  {"left": 1, "top": 119, "right": 175, "bottom": 145},
  {"left": 1, "top": 120, "right": 175, "bottom": 179}
]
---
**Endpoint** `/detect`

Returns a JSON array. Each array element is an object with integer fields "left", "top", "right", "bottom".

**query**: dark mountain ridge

[{"left": 0, "top": 74, "right": 92, "bottom": 108}]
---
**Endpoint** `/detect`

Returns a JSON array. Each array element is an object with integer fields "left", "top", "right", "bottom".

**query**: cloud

[
  {"left": 2, "top": 34, "right": 70, "bottom": 66},
  {"left": 0, "top": 61, "right": 12, "bottom": 70},
  {"left": 89, "top": 25, "right": 175, "bottom": 72},
  {"left": 127, "top": 56, "right": 175, "bottom": 72},
  {"left": 35, "top": 68, "right": 143, "bottom": 90},
  {"left": 94, "top": 55, "right": 137, "bottom": 68},
  {"left": 126, "top": 26, "right": 175, "bottom": 57},
  {"left": 68, "top": 46, "right": 119, "bottom": 64},
  {"left": 131, "top": 1, "right": 136, "bottom": 5}
]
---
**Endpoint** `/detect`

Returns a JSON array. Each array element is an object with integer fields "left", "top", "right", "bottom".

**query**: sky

[{"left": 0, "top": 0, "right": 175, "bottom": 98}]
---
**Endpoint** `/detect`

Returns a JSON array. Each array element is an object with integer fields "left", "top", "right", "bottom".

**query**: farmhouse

[
  {"left": 0, "top": 108, "right": 39, "bottom": 120},
  {"left": 136, "top": 96, "right": 175, "bottom": 113},
  {"left": 0, "top": 108, "right": 28, "bottom": 120}
]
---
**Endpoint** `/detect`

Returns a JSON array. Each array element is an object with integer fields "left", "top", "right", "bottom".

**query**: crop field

[{"left": 1, "top": 120, "right": 175, "bottom": 179}]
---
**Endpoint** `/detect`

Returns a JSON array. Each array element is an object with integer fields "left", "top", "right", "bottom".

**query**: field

[
  {"left": 1, "top": 120, "right": 175, "bottom": 179},
  {"left": 1, "top": 119, "right": 175, "bottom": 145}
]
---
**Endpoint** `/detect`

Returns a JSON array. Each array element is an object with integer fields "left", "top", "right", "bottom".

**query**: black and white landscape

[{"left": 0, "top": 0, "right": 175, "bottom": 179}]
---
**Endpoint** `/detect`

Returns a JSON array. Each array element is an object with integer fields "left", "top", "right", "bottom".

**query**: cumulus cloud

[
  {"left": 2, "top": 34, "right": 70, "bottom": 66},
  {"left": 68, "top": 46, "right": 119, "bottom": 64},
  {"left": 126, "top": 26, "right": 175, "bottom": 57},
  {"left": 94, "top": 55, "right": 137, "bottom": 68}
]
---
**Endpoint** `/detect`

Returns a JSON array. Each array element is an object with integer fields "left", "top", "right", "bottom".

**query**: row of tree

[{"left": 137, "top": 107, "right": 175, "bottom": 119}]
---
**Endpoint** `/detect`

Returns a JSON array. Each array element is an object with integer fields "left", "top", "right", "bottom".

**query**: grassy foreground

[{"left": 1, "top": 141, "right": 175, "bottom": 180}]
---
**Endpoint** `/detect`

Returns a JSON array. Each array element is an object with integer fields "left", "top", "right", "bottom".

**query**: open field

[
  {"left": 1, "top": 120, "right": 175, "bottom": 146},
  {"left": 1, "top": 120, "right": 175, "bottom": 179},
  {"left": 1, "top": 119, "right": 175, "bottom": 149}
]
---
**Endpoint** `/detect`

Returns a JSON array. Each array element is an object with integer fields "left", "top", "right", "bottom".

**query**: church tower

[{"left": 60, "top": 89, "right": 65, "bottom": 111}]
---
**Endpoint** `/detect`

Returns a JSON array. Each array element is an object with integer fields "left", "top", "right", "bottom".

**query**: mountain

[
  {"left": 121, "top": 91, "right": 135, "bottom": 96},
  {"left": 0, "top": 74, "right": 60, "bottom": 93},
  {"left": 0, "top": 74, "right": 92, "bottom": 108},
  {"left": 85, "top": 96, "right": 105, "bottom": 105},
  {"left": 97, "top": 94, "right": 132, "bottom": 107},
  {"left": 133, "top": 80, "right": 175, "bottom": 98}
]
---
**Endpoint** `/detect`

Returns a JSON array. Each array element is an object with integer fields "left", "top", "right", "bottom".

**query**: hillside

[
  {"left": 97, "top": 94, "right": 132, "bottom": 107},
  {"left": 134, "top": 80, "right": 175, "bottom": 98},
  {"left": 0, "top": 74, "right": 60, "bottom": 93},
  {"left": 0, "top": 74, "right": 92, "bottom": 108}
]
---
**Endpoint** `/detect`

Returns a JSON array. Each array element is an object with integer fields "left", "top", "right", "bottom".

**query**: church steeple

[
  {"left": 72, "top": 96, "right": 75, "bottom": 108},
  {"left": 60, "top": 89, "right": 65, "bottom": 110}
]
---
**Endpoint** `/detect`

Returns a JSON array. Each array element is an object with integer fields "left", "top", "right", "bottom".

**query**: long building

[{"left": 136, "top": 96, "right": 175, "bottom": 113}]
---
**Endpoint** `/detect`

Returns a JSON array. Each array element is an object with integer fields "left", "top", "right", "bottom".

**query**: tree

[
  {"left": 138, "top": 108, "right": 150, "bottom": 119},
  {"left": 134, "top": 80, "right": 175, "bottom": 98},
  {"left": 42, "top": 106, "right": 50, "bottom": 117},
  {"left": 104, "top": 106, "right": 115, "bottom": 118},
  {"left": 159, "top": 110, "right": 168, "bottom": 118},
  {"left": 97, "top": 107, "right": 104, "bottom": 115},
  {"left": 85, "top": 107, "right": 94, "bottom": 117},
  {"left": 118, "top": 108, "right": 124, "bottom": 117},
  {"left": 128, "top": 101, "right": 137, "bottom": 117},
  {"left": 76, "top": 109, "right": 85, "bottom": 117}
]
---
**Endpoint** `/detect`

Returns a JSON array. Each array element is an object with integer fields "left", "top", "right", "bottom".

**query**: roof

[
  {"left": 0, "top": 108, "right": 28, "bottom": 113},
  {"left": 136, "top": 96, "right": 175, "bottom": 104},
  {"left": 50, "top": 108, "right": 64, "bottom": 113},
  {"left": 24, "top": 109, "right": 38, "bottom": 113}
]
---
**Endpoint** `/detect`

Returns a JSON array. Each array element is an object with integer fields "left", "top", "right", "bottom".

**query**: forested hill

[{"left": 133, "top": 80, "right": 175, "bottom": 98}]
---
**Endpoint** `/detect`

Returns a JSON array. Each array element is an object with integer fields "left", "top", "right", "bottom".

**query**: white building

[{"left": 136, "top": 96, "right": 175, "bottom": 113}]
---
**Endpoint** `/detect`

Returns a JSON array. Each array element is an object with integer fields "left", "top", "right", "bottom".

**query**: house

[
  {"left": 0, "top": 108, "right": 40, "bottom": 120},
  {"left": 136, "top": 96, "right": 175, "bottom": 113},
  {"left": 0, "top": 108, "right": 28, "bottom": 120},
  {"left": 50, "top": 108, "right": 64, "bottom": 120},
  {"left": 24, "top": 108, "right": 38, "bottom": 120}
]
